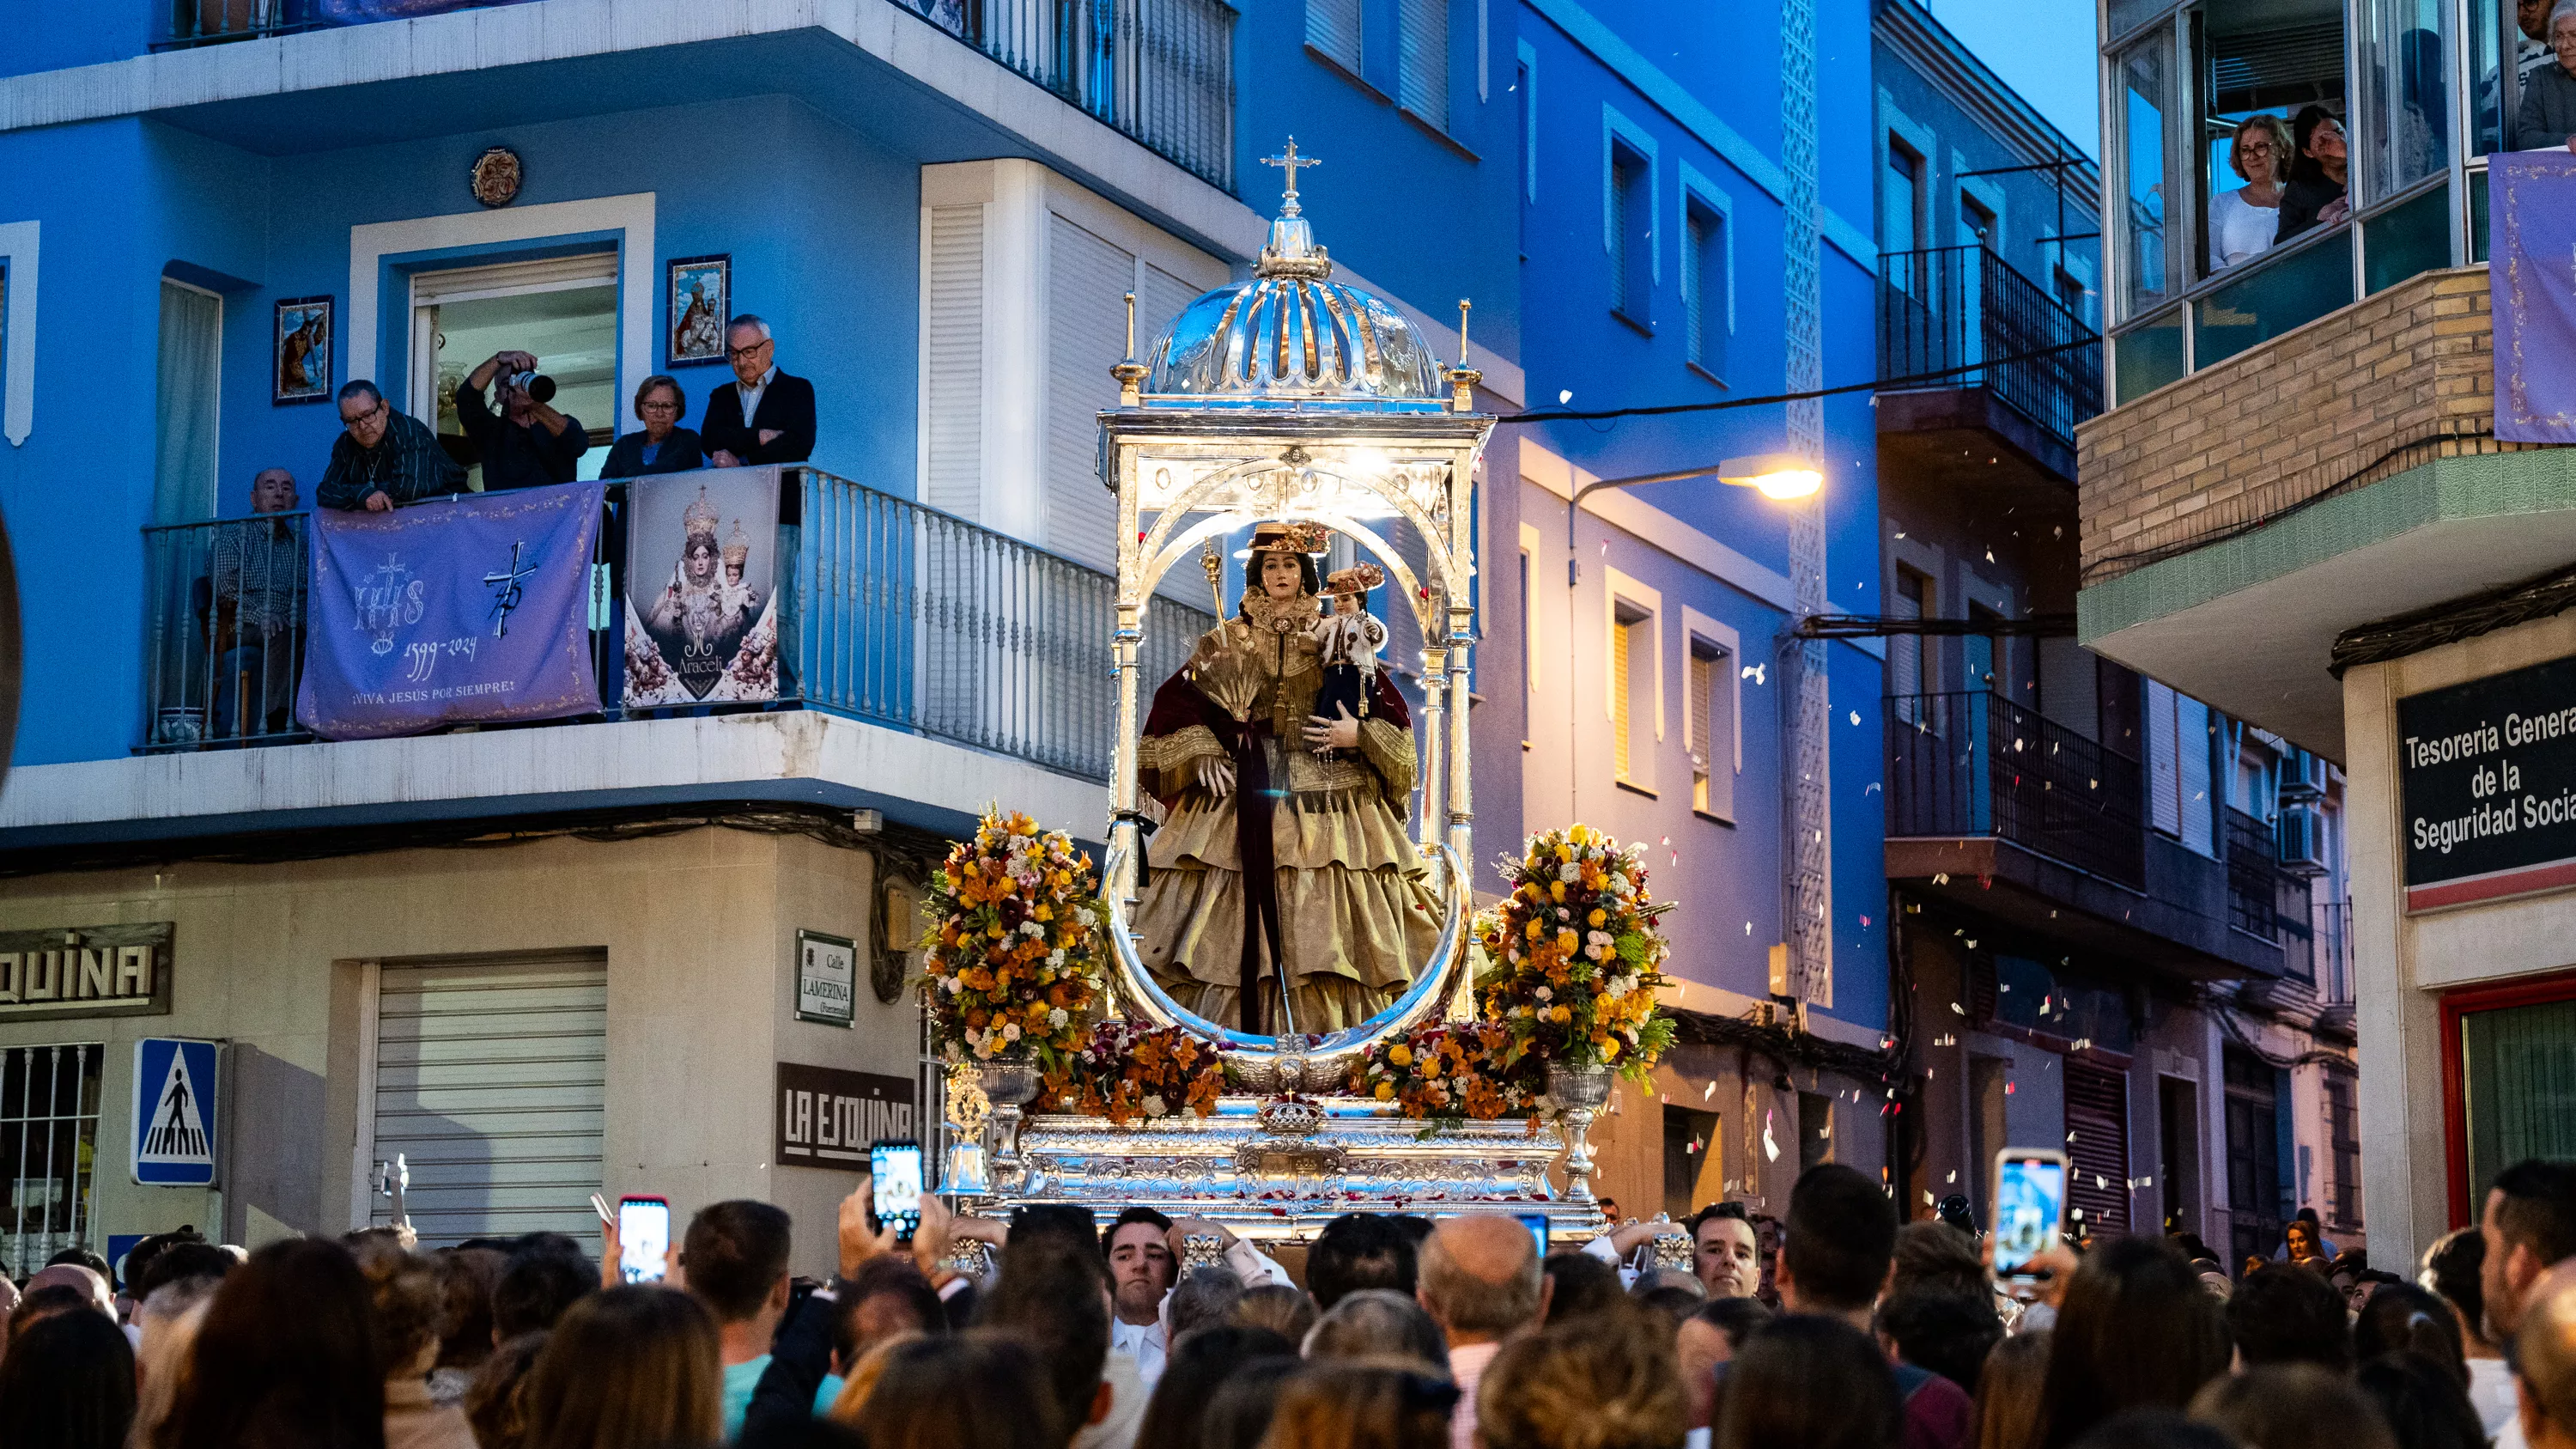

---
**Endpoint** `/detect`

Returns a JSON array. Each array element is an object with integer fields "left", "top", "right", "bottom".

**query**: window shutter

[
  {"left": 1684, "top": 212, "right": 1707, "bottom": 364},
  {"left": 1690, "top": 648, "right": 1713, "bottom": 810},
  {"left": 2147, "top": 679, "right": 2182, "bottom": 837},
  {"left": 1306, "top": 0, "right": 1361, "bottom": 70},
  {"left": 2063, "top": 1062, "right": 2131, "bottom": 1236},
  {"left": 1398, "top": 0, "right": 1448, "bottom": 127},
  {"left": 1613, "top": 617, "right": 1633, "bottom": 780},
  {"left": 1045, "top": 214, "right": 1134, "bottom": 570},
  {"left": 1890, "top": 572, "right": 1922, "bottom": 703},
  {"left": 924, "top": 204, "right": 985, "bottom": 521},
  {"left": 2178, "top": 693, "right": 2215, "bottom": 855}
]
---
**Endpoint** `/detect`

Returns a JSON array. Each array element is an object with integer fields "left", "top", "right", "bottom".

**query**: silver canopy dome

[{"left": 1142, "top": 152, "right": 1448, "bottom": 411}]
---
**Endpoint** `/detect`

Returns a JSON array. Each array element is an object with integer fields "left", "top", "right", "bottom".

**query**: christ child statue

[{"left": 1309, "top": 563, "right": 1388, "bottom": 756}]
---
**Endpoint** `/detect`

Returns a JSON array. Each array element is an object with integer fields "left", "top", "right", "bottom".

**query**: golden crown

[
  {"left": 722, "top": 520, "right": 750, "bottom": 567},
  {"left": 1324, "top": 563, "right": 1385, "bottom": 596},
  {"left": 683, "top": 486, "right": 720, "bottom": 542}
]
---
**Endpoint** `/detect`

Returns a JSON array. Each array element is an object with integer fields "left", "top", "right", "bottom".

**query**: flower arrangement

[
  {"left": 918, "top": 809, "right": 1106, "bottom": 1068},
  {"left": 1352, "top": 1021, "right": 1542, "bottom": 1121},
  {"left": 1473, "top": 824, "right": 1675, "bottom": 1079},
  {"left": 1043, "top": 1021, "right": 1232, "bottom": 1125}
]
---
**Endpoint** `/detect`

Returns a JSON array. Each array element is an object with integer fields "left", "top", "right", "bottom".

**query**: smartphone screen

[
  {"left": 617, "top": 1196, "right": 671, "bottom": 1284},
  {"left": 1516, "top": 1213, "right": 1550, "bottom": 1258},
  {"left": 1992, "top": 1150, "right": 2069, "bottom": 1279},
  {"left": 872, "top": 1140, "right": 924, "bottom": 1243}
]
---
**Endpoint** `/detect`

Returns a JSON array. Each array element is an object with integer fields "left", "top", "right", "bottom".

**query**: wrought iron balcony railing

[
  {"left": 1885, "top": 690, "right": 2146, "bottom": 889},
  {"left": 138, "top": 469, "right": 1213, "bottom": 784},
  {"left": 1877, "top": 243, "right": 2104, "bottom": 451},
  {"left": 156, "top": 0, "right": 1237, "bottom": 192},
  {"left": 2224, "top": 806, "right": 2289, "bottom": 943}
]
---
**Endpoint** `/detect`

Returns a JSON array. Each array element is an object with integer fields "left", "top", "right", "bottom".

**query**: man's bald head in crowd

[{"left": 1417, "top": 1216, "right": 1547, "bottom": 1343}]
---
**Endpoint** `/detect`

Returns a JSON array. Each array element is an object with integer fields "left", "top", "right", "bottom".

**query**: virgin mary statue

[{"left": 1133, "top": 521, "right": 1442, "bottom": 1035}]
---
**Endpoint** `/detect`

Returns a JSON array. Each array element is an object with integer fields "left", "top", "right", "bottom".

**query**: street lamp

[{"left": 1717, "top": 452, "right": 1824, "bottom": 501}]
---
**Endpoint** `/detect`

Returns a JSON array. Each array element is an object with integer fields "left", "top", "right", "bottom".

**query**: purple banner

[
  {"left": 2493, "top": 151, "right": 2576, "bottom": 443},
  {"left": 296, "top": 484, "right": 605, "bottom": 740}
]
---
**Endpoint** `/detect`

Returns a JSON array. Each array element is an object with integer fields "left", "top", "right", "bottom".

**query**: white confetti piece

[
  {"left": 1923, "top": 1190, "right": 1936, "bottom": 1205},
  {"left": 1850, "top": 710, "right": 1862, "bottom": 726},
  {"left": 1558, "top": 389, "right": 1573, "bottom": 404},
  {"left": 1703, "top": 1081, "right": 1716, "bottom": 1101},
  {"left": 1762, "top": 1111, "right": 1780, "bottom": 1162},
  {"left": 1933, "top": 873, "right": 1950, "bottom": 886},
  {"left": 1947, "top": 1171, "right": 1958, "bottom": 1184},
  {"left": 2095, "top": 1174, "right": 2108, "bottom": 1190},
  {"left": 1950, "top": 1002, "right": 1965, "bottom": 1015}
]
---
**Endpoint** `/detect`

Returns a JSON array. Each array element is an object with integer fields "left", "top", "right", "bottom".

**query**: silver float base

[{"left": 977, "top": 1097, "right": 1607, "bottom": 1242}]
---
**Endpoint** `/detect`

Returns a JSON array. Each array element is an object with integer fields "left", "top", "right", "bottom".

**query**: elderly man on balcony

[
  {"left": 701, "top": 316, "right": 817, "bottom": 467},
  {"left": 207, "top": 467, "right": 307, "bottom": 739},
  {"left": 316, "top": 380, "right": 466, "bottom": 511}
]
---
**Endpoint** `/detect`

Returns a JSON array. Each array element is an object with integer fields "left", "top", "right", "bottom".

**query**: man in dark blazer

[{"left": 701, "top": 314, "right": 817, "bottom": 466}]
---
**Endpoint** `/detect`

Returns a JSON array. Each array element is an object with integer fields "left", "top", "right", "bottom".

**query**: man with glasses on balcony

[
  {"left": 207, "top": 467, "right": 307, "bottom": 739},
  {"left": 316, "top": 380, "right": 466, "bottom": 512},
  {"left": 701, "top": 315, "right": 817, "bottom": 468}
]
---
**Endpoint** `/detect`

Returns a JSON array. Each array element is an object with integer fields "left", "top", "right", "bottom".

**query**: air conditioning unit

[
  {"left": 2276, "top": 801, "right": 2329, "bottom": 877},
  {"left": 2280, "top": 749, "right": 2329, "bottom": 804}
]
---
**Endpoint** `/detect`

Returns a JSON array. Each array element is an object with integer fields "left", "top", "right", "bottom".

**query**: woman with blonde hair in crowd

[
  {"left": 1974, "top": 1330, "right": 2051, "bottom": 1449},
  {"left": 349, "top": 1235, "right": 476, "bottom": 1449},
  {"left": 1258, "top": 1360, "right": 1454, "bottom": 1449},
  {"left": 1480, "top": 1307, "right": 1687, "bottom": 1449},
  {"left": 519, "top": 1286, "right": 724, "bottom": 1449}
]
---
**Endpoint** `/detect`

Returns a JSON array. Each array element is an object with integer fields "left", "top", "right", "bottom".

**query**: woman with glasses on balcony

[
  {"left": 2277, "top": 107, "right": 2351, "bottom": 241},
  {"left": 600, "top": 374, "right": 706, "bottom": 478},
  {"left": 2512, "top": 0, "right": 2576, "bottom": 150},
  {"left": 2209, "top": 115, "right": 2291, "bottom": 272}
]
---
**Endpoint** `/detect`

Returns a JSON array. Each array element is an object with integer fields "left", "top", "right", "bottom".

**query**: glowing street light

[{"left": 1717, "top": 452, "right": 1825, "bottom": 501}]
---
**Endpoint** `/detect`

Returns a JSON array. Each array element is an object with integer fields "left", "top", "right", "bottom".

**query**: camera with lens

[{"left": 505, "top": 369, "right": 556, "bottom": 404}]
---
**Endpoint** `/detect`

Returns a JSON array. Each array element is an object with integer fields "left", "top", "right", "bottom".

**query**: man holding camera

[{"left": 457, "top": 349, "right": 589, "bottom": 490}]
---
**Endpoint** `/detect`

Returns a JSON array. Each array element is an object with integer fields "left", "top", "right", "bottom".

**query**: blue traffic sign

[{"left": 131, "top": 1039, "right": 217, "bottom": 1186}]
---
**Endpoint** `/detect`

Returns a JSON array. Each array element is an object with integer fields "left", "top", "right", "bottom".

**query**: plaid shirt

[
  {"left": 316, "top": 408, "right": 465, "bottom": 510},
  {"left": 208, "top": 515, "right": 307, "bottom": 636}
]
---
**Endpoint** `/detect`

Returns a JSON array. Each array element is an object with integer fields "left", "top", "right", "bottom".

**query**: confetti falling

[
  {"left": 1849, "top": 710, "right": 1862, "bottom": 726},
  {"left": 1762, "top": 1111, "right": 1780, "bottom": 1162},
  {"left": 1558, "top": 389, "right": 1573, "bottom": 404}
]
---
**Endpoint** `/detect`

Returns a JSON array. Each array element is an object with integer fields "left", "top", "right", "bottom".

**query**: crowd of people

[{"left": 1, "top": 1157, "right": 2572, "bottom": 1449}]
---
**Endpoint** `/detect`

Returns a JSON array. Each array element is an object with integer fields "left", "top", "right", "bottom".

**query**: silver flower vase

[
  {"left": 977, "top": 1056, "right": 1041, "bottom": 1194},
  {"left": 1546, "top": 1062, "right": 1613, "bottom": 1205}
]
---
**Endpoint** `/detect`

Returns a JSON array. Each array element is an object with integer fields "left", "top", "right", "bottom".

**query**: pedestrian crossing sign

[{"left": 131, "top": 1038, "right": 218, "bottom": 1186}]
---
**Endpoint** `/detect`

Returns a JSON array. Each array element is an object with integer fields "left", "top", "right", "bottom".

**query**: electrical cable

[{"left": 1496, "top": 332, "right": 2101, "bottom": 425}]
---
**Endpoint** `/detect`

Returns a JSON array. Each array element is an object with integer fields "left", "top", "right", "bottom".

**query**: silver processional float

[{"left": 921, "top": 143, "right": 1680, "bottom": 1246}]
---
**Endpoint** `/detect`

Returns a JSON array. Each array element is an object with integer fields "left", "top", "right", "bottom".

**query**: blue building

[{"left": 0, "top": 0, "right": 2142, "bottom": 1258}]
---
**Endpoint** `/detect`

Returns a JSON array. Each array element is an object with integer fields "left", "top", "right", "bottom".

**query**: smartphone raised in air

[
  {"left": 871, "top": 1139, "right": 925, "bottom": 1243},
  {"left": 1990, "top": 1148, "right": 2069, "bottom": 1281},
  {"left": 1516, "top": 1213, "right": 1551, "bottom": 1257},
  {"left": 617, "top": 1196, "right": 671, "bottom": 1284}
]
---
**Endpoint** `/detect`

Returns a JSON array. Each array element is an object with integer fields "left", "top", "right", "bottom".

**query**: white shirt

[
  {"left": 738, "top": 365, "right": 777, "bottom": 428},
  {"left": 1583, "top": 1231, "right": 1641, "bottom": 1288},
  {"left": 1449, "top": 1341, "right": 1505, "bottom": 1449},
  {"left": 2470, "top": 1356, "right": 2521, "bottom": 1439},
  {"left": 2208, "top": 187, "right": 2281, "bottom": 272},
  {"left": 1109, "top": 1316, "right": 1168, "bottom": 1389},
  {"left": 1075, "top": 1347, "right": 1148, "bottom": 1449}
]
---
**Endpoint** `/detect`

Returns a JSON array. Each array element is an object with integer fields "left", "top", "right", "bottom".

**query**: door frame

[{"left": 2439, "top": 967, "right": 2576, "bottom": 1228}]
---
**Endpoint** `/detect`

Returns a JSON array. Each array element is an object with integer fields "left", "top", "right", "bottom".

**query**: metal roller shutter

[
  {"left": 373, "top": 954, "right": 606, "bottom": 1247},
  {"left": 2063, "top": 1060, "right": 2131, "bottom": 1237}
]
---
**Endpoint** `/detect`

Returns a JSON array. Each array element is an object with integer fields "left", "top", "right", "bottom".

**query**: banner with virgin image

[
  {"left": 2492, "top": 151, "right": 2576, "bottom": 443},
  {"left": 623, "top": 466, "right": 781, "bottom": 707},
  {"left": 297, "top": 483, "right": 605, "bottom": 740}
]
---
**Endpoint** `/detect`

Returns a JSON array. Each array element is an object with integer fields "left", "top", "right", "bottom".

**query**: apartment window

[
  {"left": 0, "top": 1044, "right": 104, "bottom": 1278},
  {"left": 1687, "top": 635, "right": 1735, "bottom": 819},
  {"left": 1608, "top": 142, "right": 1653, "bottom": 325},
  {"left": 1306, "top": 0, "right": 1362, "bottom": 72},
  {"left": 1516, "top": 54, "right": 1534, "bottom": 253},
  {"left": 2324, "top": 1071, "right": 2362, "bottom": 1228},
  {"left": 1891, "top": 566, "right": 1932, "bottom": 709},
  {"left": 1663, "top": 1106, "right": 1722, "bottom": 1219},
  {"left": 1397, "top": 0, "right": 1448, "bottom": 129},
  {"left": 155, "top": 278, "right": 222, "bottom": 525},
  {"left": 1884, "top": 142, "right": 1925, "bottom": 257},
  {"left": 1959, "top": 192, "right": 1997, "bottom": 249},
  {"left": 1683, "top": 196, "right": 1727, "bottom": 378},
  {"left": 1518, "top": 544, "right": 1534, "bottom": 743},
  {"left": 1613, "top": 600, "right": 1654, "bottom": 787}
]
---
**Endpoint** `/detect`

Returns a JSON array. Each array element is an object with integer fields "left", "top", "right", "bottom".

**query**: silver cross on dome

[{"left": 1261, "top": 138, "right": 1321, "bottom": 216}]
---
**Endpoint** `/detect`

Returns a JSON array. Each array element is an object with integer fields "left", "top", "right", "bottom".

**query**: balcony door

[
  {"left": 155, "top": 279, "right": 222, "bottom": 525},
  {"left": 409, "top": 253, "right": 619, "bottom": 490}
]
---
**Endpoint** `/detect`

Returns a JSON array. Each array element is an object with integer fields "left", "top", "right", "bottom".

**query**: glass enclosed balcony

[{"left": 2100, "top": 0, "right": 2515, "bottom": 403}]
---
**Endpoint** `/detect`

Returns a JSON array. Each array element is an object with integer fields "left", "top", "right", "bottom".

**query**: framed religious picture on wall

[
  {"left": 667, "top": 255, "right": 729, "bottom": 367},
  {"left": 272, "top": 296, "right": 333, "bottom": 405}
]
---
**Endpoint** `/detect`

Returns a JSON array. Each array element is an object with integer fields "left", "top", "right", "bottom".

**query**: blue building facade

[{"left": 0, "top": 0, "right": 2022, "bottom": 1255}]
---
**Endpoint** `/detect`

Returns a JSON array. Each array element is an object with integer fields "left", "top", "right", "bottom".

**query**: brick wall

[{"left": 2075, "top": 268, "right": 2500, "bottom": 582}]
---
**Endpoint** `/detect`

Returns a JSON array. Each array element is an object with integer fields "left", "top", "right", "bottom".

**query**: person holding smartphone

[{"left": 1099, "top": 1208, "right": 1294, "bottom": 1389}]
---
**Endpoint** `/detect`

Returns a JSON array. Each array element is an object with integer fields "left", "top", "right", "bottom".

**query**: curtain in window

[
  {"left": 155, "top": 281, "right": 222, "bottom": 525},
  {"left": 2465, "top": 997, "right": 2576, "bottom": 1197}
]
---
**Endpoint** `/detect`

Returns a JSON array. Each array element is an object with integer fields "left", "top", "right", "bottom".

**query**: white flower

[
  {"left": 1021, "top": 921, "right": 1045, "bottom": 937},
  {"left": 1049, "top": 949, "right": 1067, "bottom": 966},
  {"left": 1558, "top": 862, "right": 1581, "bottom": 882},
  {"left": 1535, "top": 985, "right": 1553, "bottom": 1001},
  {"left": 1002, "top": 1022, "right": 1023, "bottom": 1042},
  {"left": 1588, "top": 929, "right": 1612, "bottom": 945},
  {"left": 943, "top": 976, "right": 963, "bottom": 994},
  {"left": 1143, "top": 1093, "right": 1169, "bottom": 1117},
  {"left": 1048, "top": 1008, "right": 1069, "bottom": 1029},
  {"left": 1585, "top": 941, "right": 1609, "bottom": 961}
]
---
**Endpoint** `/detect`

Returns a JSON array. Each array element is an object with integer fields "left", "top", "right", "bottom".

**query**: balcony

[
  {"left": 1875, "top": 244, "right": 2103, "bottom": 490},
  {"left": 2075, "top": 265, "right": 2576, "bottom": 758},
  {"left": 151, "top": 0, "right": 1236, "bottom": 191},
  {"left": 1886, "top": 690, "right": 2284, "bottom": 981},
  {"left": 138, "top": 468, "right": 1213, "bottom": 785}
]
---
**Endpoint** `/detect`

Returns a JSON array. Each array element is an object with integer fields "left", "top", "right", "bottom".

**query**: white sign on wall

[{"left": 796, "top": 929, "right": 858, "bottom": 1027}]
